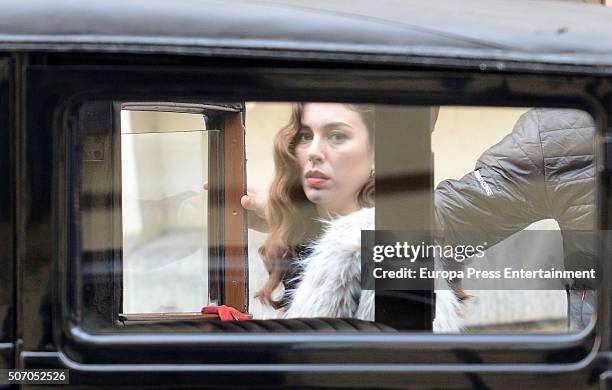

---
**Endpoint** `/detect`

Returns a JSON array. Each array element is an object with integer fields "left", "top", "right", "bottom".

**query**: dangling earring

[{"left": 370, "top": 168, "right": 375, "bottom": 178}]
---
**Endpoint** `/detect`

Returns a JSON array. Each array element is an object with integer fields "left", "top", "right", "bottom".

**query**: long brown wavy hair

[{"left": 257, "top": 103, "right": 375, "bottom": 308}]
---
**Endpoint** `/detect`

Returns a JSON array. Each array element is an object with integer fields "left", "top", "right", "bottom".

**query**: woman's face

[{"left": 294, "top": 103, "right": 374, "bottom": 216}]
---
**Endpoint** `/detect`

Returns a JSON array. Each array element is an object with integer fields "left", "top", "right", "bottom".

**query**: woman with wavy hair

[
  {"left": 249, "top": 102, "right": 462, "bottom": 330},
  {"left": 256, "top": 103, "right": 375, "bottom": 312}
]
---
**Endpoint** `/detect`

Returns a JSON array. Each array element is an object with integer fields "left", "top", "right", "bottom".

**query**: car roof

[{"left": 1, "top": 0, "right": 612, "bottom": 67}]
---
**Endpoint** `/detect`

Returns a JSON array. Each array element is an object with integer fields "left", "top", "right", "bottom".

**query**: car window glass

[{"left": 76, "top": 102, "right": 597, "bottom": 334}]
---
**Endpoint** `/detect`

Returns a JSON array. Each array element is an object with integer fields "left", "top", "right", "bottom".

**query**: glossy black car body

[{"left": 2, "top": 0, "right": 612, "bottom": 388}]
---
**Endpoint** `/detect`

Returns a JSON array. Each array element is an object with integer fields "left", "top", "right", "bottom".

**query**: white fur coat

[{"left": 282, "top": 207, "right": 463, "bottom": 332}]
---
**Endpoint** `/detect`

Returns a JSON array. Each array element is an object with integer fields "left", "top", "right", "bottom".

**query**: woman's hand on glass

[{"left": 203, "top": 182, "right": 270, "bottom": 233}]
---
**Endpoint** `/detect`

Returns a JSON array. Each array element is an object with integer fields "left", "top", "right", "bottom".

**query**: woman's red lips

[
  {"left": 306, "top": 177, "right": 328, "bottom": 186},
  {"left": 305, "top": 170, "right": 329, "bottom": 186}
]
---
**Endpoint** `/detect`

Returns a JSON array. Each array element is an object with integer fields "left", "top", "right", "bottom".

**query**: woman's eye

[
  {"left": 329, "top": 131, "right": 348, "bottom": 142},
  {"left": 296, "top": 132, "right": 312, "bottom": 143}
]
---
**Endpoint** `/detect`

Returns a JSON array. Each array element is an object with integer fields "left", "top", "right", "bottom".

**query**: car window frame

[
  {"left": 20, "top": 63, "right": 608, "bottom": 370},
  {"left": 75, "top": 100, "right": 249, "bottom": 323}
]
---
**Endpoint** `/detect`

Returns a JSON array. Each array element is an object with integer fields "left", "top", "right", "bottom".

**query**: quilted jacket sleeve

[{"left": 434, "top": 109, "right": 551, "bottom": 255}]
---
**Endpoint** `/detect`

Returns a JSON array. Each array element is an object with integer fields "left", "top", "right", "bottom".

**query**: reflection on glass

[{"left": 120, "top": 110, "right": 210, "bottom": 313}]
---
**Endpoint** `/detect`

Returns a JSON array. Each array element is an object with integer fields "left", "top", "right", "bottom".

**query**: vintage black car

[{"left": 1, "top": 0, "right": 612, "bottom": 388}]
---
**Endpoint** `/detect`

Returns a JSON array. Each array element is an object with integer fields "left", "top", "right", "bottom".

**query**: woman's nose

[{"left": 307, "top": 136, "right": 325, "bottom": 162}]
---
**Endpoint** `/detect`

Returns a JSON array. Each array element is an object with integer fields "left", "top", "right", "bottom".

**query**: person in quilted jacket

[{"left": 435, "top": 108, "right": 596, "bottom": 330}]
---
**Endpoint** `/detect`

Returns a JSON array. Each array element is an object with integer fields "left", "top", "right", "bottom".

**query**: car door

[
  {"left": 12, "top": 51, "right": 611, "bottom": 388},
  {"left": 0, "top": 55, "right": 13, "bottom": 371}
]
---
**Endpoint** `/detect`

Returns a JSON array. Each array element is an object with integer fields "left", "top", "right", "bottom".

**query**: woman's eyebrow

[{"left": 322, "top": 121, "right": 352, "bottom": 131}]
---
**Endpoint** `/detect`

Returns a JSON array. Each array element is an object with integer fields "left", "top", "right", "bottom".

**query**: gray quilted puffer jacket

[{"left": 434, "top": 108, "right": 596, "bottom": 288}]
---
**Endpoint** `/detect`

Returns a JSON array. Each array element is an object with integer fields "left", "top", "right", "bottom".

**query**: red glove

[{"left": 201, "top": 305, "right": 250, "bottom": 321}]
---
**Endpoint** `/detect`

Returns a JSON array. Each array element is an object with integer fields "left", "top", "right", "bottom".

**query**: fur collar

[
  {"left": 283, "top": 207, "right": 375, "bottom": 319},
  {"left": 282, "top": 207, "right": 464, "bottom": 332}
]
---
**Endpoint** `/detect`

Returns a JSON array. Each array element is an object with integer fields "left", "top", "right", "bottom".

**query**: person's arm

[{"left": 434, "top": 109, "right": 551, "bottom": 255}]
